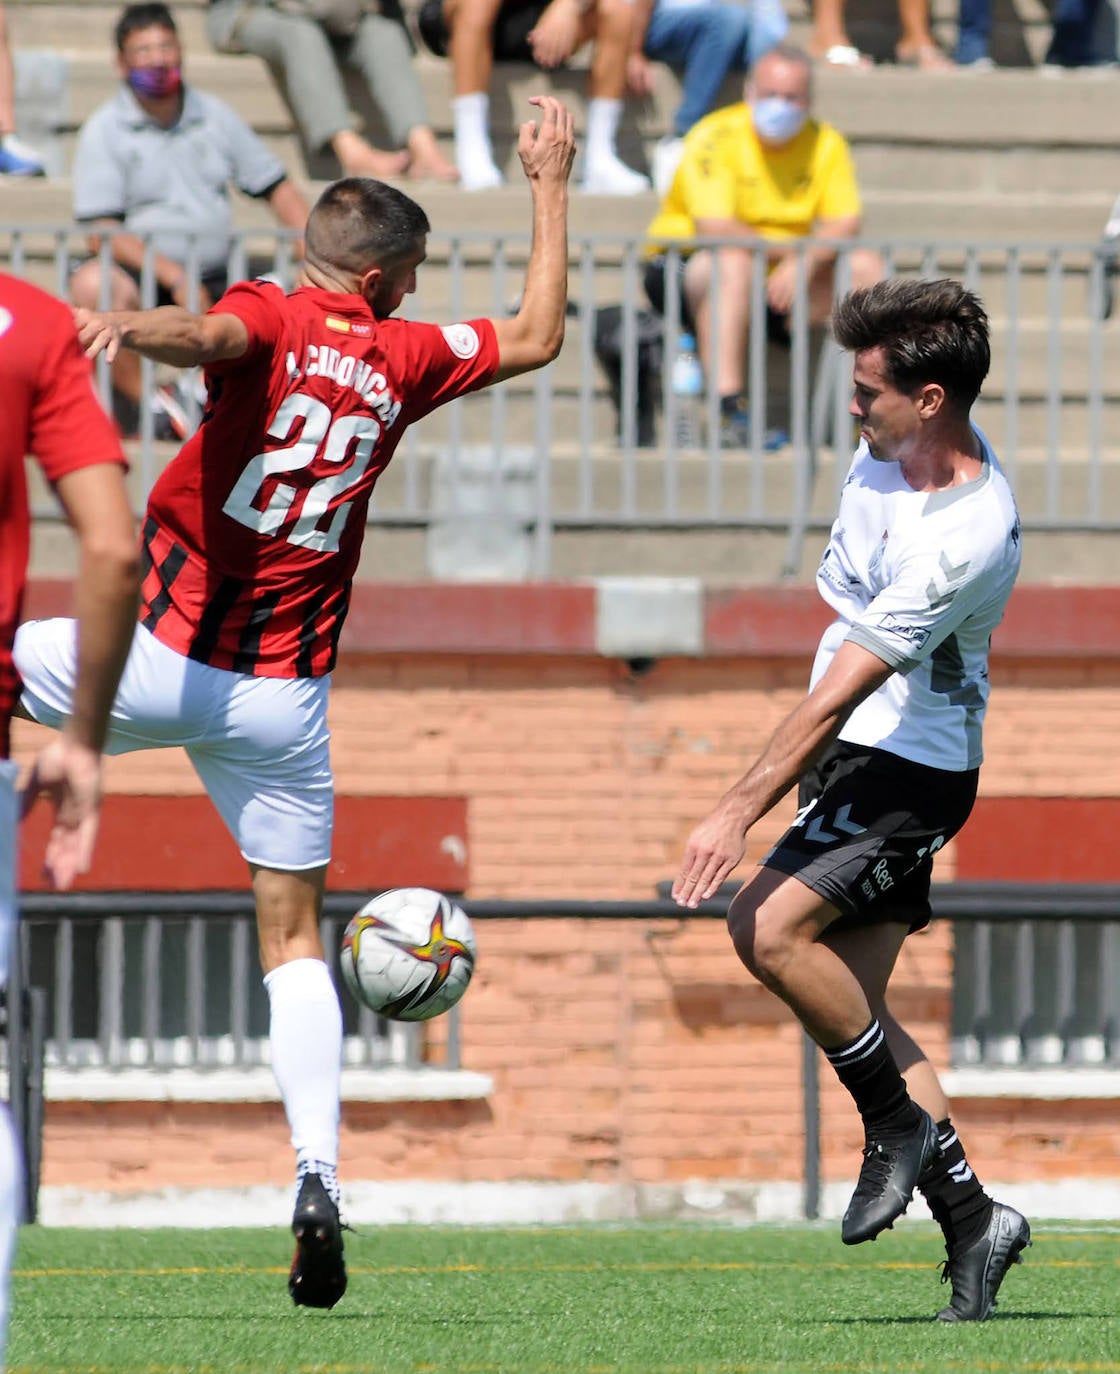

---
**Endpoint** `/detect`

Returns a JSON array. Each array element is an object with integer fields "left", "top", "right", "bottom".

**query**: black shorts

[
  {"left": 762, "top": 741, "right": 979, "bottom": 934},
  {"left": 73, "top": 257, "right": 229, "bottom": 309},
  {"left": 118, "top": 263, "right": 228, "bottom": 309},
  {"left": 643, "top": 254, "right": 793, "bottom": 349},
  {"left": 418, "top": 0, "right": 549, "bottom": 62}
]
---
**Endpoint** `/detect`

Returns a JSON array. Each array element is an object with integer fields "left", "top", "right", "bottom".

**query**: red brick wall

[{"left": 16, "top": 635, "right": 1120, "bottom": 1195}]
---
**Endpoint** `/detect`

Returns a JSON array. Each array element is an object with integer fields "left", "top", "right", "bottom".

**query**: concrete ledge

[
  {"left": 9, "top": 1066, "right": 493, "bottom": 1103},
  {"left": 595, "top": 576, "right": 703, "bottom": 658},
  {"left": 944, "top": 1067, "right": 1120, "bottom": 1099},
  {"left": 25, "top": 581, "right": 1120, "bottom": 662},
  {"left": 31, "top": 1177, "right": 1120, "bottom": 1228}
]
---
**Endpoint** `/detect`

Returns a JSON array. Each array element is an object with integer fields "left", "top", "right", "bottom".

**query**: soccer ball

[{"left": 339, "top": 887, "right": 476, "bottom": 1021}]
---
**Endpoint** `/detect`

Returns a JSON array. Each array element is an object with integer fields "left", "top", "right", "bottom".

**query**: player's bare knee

[{"left": 727, "top": 890, "right": 765, "bottom": 978}]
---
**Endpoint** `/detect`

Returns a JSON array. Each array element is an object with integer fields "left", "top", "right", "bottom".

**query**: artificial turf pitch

[{"left": 9, "top": 1220, "right": 1120, "bottom": 1374}]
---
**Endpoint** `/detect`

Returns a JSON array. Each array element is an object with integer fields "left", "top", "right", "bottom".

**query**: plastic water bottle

[{"left": 671, "top": 332, "right": 704, "bottom": 448}]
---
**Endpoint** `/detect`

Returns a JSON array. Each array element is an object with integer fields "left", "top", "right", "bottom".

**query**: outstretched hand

[
  {"left": 671, "top": 800, "right": 749, "bottom": 909},
  {"left": 73, "top": 306, "right": 126, "bottom": 362},
  {"left": 20, "top": 736, "right": 104, "bottom": 891},
  {"left": 517, "top": 96, "right": 576, "bottom": 187}
]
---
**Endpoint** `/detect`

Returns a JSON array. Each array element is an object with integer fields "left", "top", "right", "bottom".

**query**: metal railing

[
  {"left": 11, "top": 892, "right": 462, "bottom": 1074},
  {"left": 938, "top": 883, "right": 1120, "bottom": 1069},
  {"left": 5, "top": 885, "right": 1118, "bottom": 1223},
  {"left": 15, "top": 885, "right": 1109, "bottom": 1075},
  {"left": 5, "top": 224, "right": 1120, "bottom": 577}
]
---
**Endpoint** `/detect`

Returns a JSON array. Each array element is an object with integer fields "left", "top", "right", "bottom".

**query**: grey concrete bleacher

[{"left": 8, "top": 0, "right": 1120, "bottom": 583}]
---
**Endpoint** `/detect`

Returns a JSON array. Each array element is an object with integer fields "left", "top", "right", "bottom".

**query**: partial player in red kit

[
  {"left": 14, "top": 96, "right": 576, "bottom": 1309},
  {"left": 0, "top": 272, "right": 138, "bottom": 1364}
]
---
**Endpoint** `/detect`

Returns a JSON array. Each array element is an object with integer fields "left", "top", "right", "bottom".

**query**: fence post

[{"left": 801, "top": 1030, "right": 820, "bottom": 1221}]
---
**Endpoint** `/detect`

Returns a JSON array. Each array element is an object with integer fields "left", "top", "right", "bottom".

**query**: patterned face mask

[{"left": 126, "top": 65, "right": 182, "bottom": 99}]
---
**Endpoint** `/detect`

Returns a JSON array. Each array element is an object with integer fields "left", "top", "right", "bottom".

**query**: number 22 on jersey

[{"left": 222, "top": 391, "right": 379, "bottom": 554}]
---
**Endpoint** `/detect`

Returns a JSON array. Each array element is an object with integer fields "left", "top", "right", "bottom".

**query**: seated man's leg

[
  {"left": 822, "top": 923, "right": 1031, "bottom": 1321},
  {"left": 806, "top": 246, "right": 885, "bottom": 323},
  {"left": 446, "top": 0, "right": 507, "bottom": 188},
  {"left": 685, "top": 243, "right": 786, "bottom": 447},
  {"left": 347, "top": 14, "right": 458, "bottom": 180},
  {"left": 210, "top": 0, "right": 406, "bottom": 177},
  {"left": 684, "top": 246, "right": 756, "bottom": 397},
  {"left": 581, "top": 0, "right": 650, "bottom": 193},
  {"left": 69, "top": 259, "right": 144, "bottom": 435}
]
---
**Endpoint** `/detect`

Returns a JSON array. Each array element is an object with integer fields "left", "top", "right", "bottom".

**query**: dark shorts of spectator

[
  {"left": 643, "top": 252, "right": 794, "bottom": 349},
  {"left": 72, "top": 258, "right": 229, "bottom": 309},
  {"left": 418, "top": 0, "right": 550, "bottom": 62},
  {"left": 761, "top": 740, "right": 979, "bottom": 936}
]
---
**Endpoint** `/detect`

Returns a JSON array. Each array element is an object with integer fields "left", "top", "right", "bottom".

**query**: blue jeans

[
  {"left": 643, "top": 0, "right": 788, "bottom": 138},
  {"left": 1045, "top": 0, "right": 1104, "bottom": 63},
  {"left": 955, "top": 0, "right": 991, "bottom": 63}
]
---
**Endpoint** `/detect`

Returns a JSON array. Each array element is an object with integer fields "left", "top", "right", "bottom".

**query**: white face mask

[{"left": 752, "top": 96, "right": 809, "bottom": 145}]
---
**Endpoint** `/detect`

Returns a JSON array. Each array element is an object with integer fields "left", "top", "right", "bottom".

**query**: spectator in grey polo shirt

[{"left": 69, "top": 2, "right": 309, "bottom": 437}]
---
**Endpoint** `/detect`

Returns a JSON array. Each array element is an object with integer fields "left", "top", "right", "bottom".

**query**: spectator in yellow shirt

[{"left": 645, "top": 44, "right": 883, "bottom": 447}]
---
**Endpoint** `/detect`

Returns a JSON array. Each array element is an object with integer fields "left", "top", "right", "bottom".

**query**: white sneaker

[
  {"left": 651, "top": 137, "right": 684, "bottom": 196},
  {"left": 581, "top": 156, "right": 650, "bottom": 196},
  {"left": 0, "top": 132, "right": 45, "bottom": 176}
]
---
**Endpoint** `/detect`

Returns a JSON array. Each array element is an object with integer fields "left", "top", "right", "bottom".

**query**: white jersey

[{"left": 811, "top": 428, "right": 1021, "bottom": 771}]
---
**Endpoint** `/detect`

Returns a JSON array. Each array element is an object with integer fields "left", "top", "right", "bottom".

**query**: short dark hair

[
  {"left": 305, "top": 178, "right": 431, "bottom": 277},
  {"left": 831, "top": 277, "right": 990, "bottom": 410},
  {"left": 115, "top": 3, "right": 177, "bottom": 52}
]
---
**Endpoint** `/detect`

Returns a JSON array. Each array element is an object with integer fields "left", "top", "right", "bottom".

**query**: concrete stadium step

[
  {"left": 45, "top": 126, "right": 1120, "bottom": 200},
  {"left": 2, "top": 174, "right": 1112, "bottom": 242},
  {"left": 42, "top": 51, "right": 1120, "bottom": 146},
  {"left": 27, "top": 438, "right": 1120, "bottom": 585}
]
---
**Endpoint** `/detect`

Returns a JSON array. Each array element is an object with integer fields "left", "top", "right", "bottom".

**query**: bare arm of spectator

[
  {"left": 81, "top": 222, "right": 210, "bottom": 310},
  {"left": 766, "top": 213, "right": 862, "bottom": 313},
  {"left": 265, "top": 177, "right": 310, "bottom": 259}
]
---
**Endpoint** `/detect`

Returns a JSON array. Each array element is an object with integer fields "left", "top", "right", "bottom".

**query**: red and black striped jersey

[
  {"left": 142, "top": 281, "right": 499, "bottom": 677},
  {"left": 0, "top": 274, "right": 126, "bottom": 757}
]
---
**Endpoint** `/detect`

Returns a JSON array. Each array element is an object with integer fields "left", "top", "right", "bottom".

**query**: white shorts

[{"left": 13, "top": 620, "right": 333, "bottom": 871}]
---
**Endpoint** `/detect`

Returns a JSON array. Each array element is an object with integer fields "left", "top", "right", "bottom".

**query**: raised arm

[
  {"left": 73, "top": 303, "right": 250, "bottom": 369},
  {"left": 490, "top": 96, "right": 575, "bottom": 382}
]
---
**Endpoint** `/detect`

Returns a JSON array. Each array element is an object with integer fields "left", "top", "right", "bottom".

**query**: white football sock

[
  {"left": 583, "top": 98, "right": 650, "bottom": 194},
  {"left": 452, "top": 92, "right": 503, "bottom": 190},
  {"left": 265, "top": 957, "right": 342, "bottom": 1179}
]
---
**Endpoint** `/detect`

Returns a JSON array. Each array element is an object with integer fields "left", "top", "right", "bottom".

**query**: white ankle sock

[
  {"left": 583, "top": 98, "right": 650, "bottom": 193},
  {"left": 585, "top": 97, "right": 623, "bottom": 168},
  {"left": 453, "top": 92, "right": 503, "bottom": 189},
  {"left": 265, "top": 957, "right": 342, "bottom": 1177}
]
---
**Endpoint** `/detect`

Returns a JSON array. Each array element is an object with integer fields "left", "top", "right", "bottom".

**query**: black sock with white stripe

[
  {"left": 918, "top": 1117, "right": 993, "bottom": 1252},
  {"left": 824, "top": 1018, "right": 923, "bottom": 1137}
]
